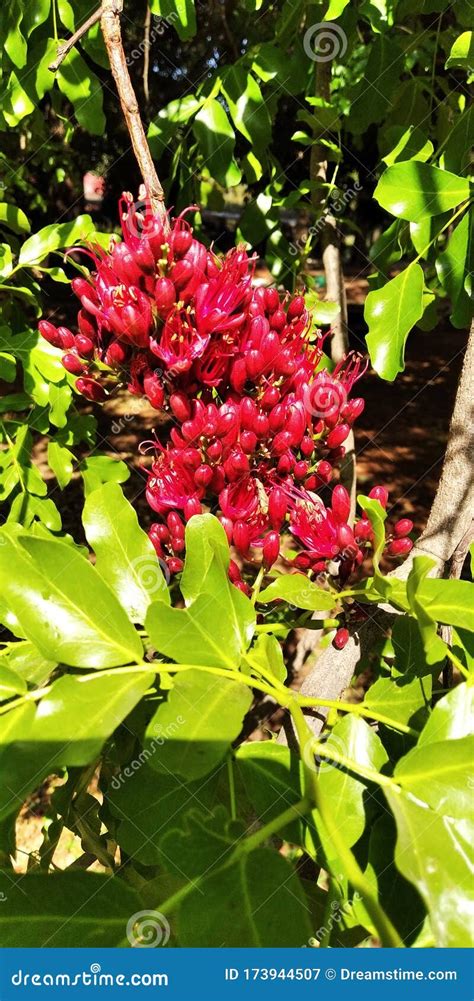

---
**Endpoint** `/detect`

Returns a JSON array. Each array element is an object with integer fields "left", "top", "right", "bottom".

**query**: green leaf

[
  {"left": 222, "top": 68, "right": 271, "bottom": 152},
  {"left": 258, "top": 574, "right": 336, "bottom": 612},
  {"left": 83, "top": 482, "right": 169, "bottom": 624},
  {"left": 3, "top": 1, "right": 27, "bottom": 68},
  {"left": 177, "top": 848, "right": 312, "bottom": 946},
  {"left": 0, "top": 204, "right": 30, "bottom": 234},
  {"left": 395, "top": 737, "right": 474, "bottom": 818},
  {"left": 382, "top": 126, "right": 434, "bottom": 167},
  {"left": 18, "top": 215, "right": 96, "bottom": 266},
  {"left": 235, "top": 742, "right": 302, "bottom": 841},
  {"left": 0, "top": 670, "right": 151, "bottom": 822},
  {"left": 0, "top": 640, "right": 56, "bottom": 687},
  {"left": 150, "top": 0, "right": 197, "bottom": 40},
  {"left": 419, "top": 683, "right": 474, "bottom": 744},
  {"left": 108, "top": 762, "right": 219, "bottom": 866},
  {"left": 384, "top": 784, "right": 473, "bottom": 947},
  {"left": 79, "top": 454, "right": 130, "bottom": 496},
  {"left": 348, "top": 37, "right": 403, "bottom": 135},
  {"left": 374, "top": 163, "right": 470, "bottom": 222},
  {"left": 144, "top": 668, "right": 252, "bottom": 780},
  {"left": 363, "top": 674, "right": 431, "bottom": 728},
  {"left": 56, "top": 49, "right": 105, "bottom": 135},
  {"left": 0, "top": 351, "right": 16, "bottom": 382},
  {"left": 436, "top": 211, "right": 472, "bottom": 328},
  {"left": 414, "top": 575, "right": 474, "bottom": 632},
  {"left": 445, "top": 30, "right": 474, "bottom": 69},
  {"left": 406, "top": 557, "right": 448, "bottom": 666},
  {"left": 0, "top": 533, "right": 143, "bottom": 668},
  {"left": 244, "top": 633, "right": 287, "bottom": 683},
  {"left": 47, "top": 440, "right": 75, "bottom": 489},
  {"left": 316, "top": 716, "right": 388, "bottom": 850},
  {"left": 0, "top": 664, "right": 27, "bottom": 700},
  {"left": 357, "top": 496, "right": 387, "bottom": 569},
  {"left": 180, "top": 514, "right": 255, "bottom": 653},
  {"left": 325, "top": 0, "right": 350, "bottom": 16},
  {"left": 193, "top": 100, "right": 242, "bottom": 188},
  {"left": 0, "top": 872, "right": 142, "bottom": 946},
  {"left": 365, "top": 263, "right": 425, "bottom": 380}
]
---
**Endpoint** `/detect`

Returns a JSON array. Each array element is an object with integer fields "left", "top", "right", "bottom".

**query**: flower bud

[
  {"left": 228, "top": 559, "right": 242, "bottom": 584},
  {"left": 155, "top": 277, "right": 176, "bottom": 316},
  {"left": 167, "top": 511, "right": 184, "bottom": 537},
  {"left": 264, "top": 287, "right": 280, "bottom": 313},
  {"left": 337, "top": 524, "right": 356, "bottom": 552},
  {"left": 233, "top": 520, "right": 250, "bottom": 556},
  {"left": 230, "top": 358, "right": 247, "bottom": 393},
  {"left": 184, "top": 497, "right": 202, "bottom": 520},
  {"left": 240, "top": 430, "right": 257, "bottom": 454},
  {"left": 269, "top": 488, "right": 288, "bottom": 529},
  {"left": 294, "top": 460, "right": 309, "bottom": 480},
  {"left": 270, "top": 308, "right": 286, "bottom": 331},
  {"left": 354, "top": 518, "right": 373, "bottom": 541},
  {"left": 105, "top": 341, "right": 128, "bottom": 367},
  {"left": 240, "top": 396, "right": 257, "bottom": 429},
  {"left": 272, "top": 430, "right": 294, "bottom": 455},
  {"left": 254, "top": 413, "right": 270, "bottom": 437},
  {"left": 170, "top": 392, "right": 191, "bottom": 422},
  {"left": 332, "top": 485, "right": 351, "bottom": 525},
  {"left": 62, "top": 353, "right": 85, "bottom": 375},
  {"left": 317, "top": 460, "right": 333, "bottom": 483},
  {"left": 194, "top": 464, "right": 213, "bottom": 488},
  {"left": 300, "top": 436, "right": 315, "bottom": 457},
  {"left": 144, "top": 371, "right": 165, "bottom": 409},
  {"left": 207, "top": 439, "right": 223, "bottom": 462},
  {"left": 387, "top": 537, "right": 413, "bottom": 557},
  {"left": 368, "top": 485, "right": 389, "bottom": 508},
  {"left": 76, "top": 377, "right": 106, "bottom": 401},
  {"left": 287, "top": 295, "right": 305, "bottom": 320},
  {"left": 38, "top": 320, "right": 62, "bottom": 348},
  {"left": 263, "top": 531, "right": 280, "bottom": 570},
  {"left": 394, "top": 518, "right": 414, "bottom": 537},
  {"left": 327, "top": 423, "right": 350, "bottom": 449},
  {"left": 172, "top": 228, "right": 193, "bottom": 256},
  {"left": 58, "top": 326, "right": 76, "bottom": 349},
  {"left": 333, "top": 627, "right": 349, "bottom": 650},
  {"left": 168, "top": 557, "right": 184, "bottom": 574},
  {"left": 269, "top": 403, "right": 286, "bottom": 432},
  {"left": 260, "top": 386, "right": 280, "bottom": 409},
  {"left": 246, "top": 349, "right": 264, "bottom": 379},
  {"left": 75, "top": 334, "right": 95, "bottom": 359}
]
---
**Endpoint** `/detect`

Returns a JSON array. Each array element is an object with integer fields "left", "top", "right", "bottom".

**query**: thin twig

[
  {"left": 48, "top": 7, "right": 103, "bottom": 72},
  {"left": 100, "top": 0, "right": 169, "bottom": 226},
  {"left": 143, "top": 4, "right": 151, "bottom": 106}
]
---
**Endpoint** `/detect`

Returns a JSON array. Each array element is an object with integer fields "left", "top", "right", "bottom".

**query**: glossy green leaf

[
  {"left": 177, "top": 848, "right": 312, "bottom": 946},
  {"left": 222, "top": 68, "right": 271, "bottom": 151},
  {"left": 0, "top": 664, "right": 27, "bottom": 700},
  {"left": 316, "top": 716, "right": 388, "bottom": 850},
  {"left": 436, "top": 211, "right": 472, "bottom": 328},
  {"left": 406, "top": 558, "right": 448, "bottom": 666},
  {"left": 47, "top": 440, "right": 75, "bottom": 489},
  {"left": 79, "top": 454, "right": 130, "bottom": 496},
  {"left": 144, "top": 668, "right": 252, "bottom": 780},
  {"left": 363, "top": 674, "right": 431, "bottom": 727},
  {"left": 0, "top": 872, "right": 142, "bottom": 946},
  {"left": 365, "top": 262, "right": 425, "bottom": 380},
  {"left": 245, "top": 632, "right": 286, "bottom": 683},
  {"left": 193, "top": 100, "right": 242, "bottom": 188},
  {"left": 180, "top": 514, "right": 255, "bottom": 653},
  {"left": 235, "top": 742, "right": 302, "bottom": 841},
  {"left": 18, "top": 215, "right": 96, "bottom": 266},
  {"left": 418, "top": 683, "right": 474, "bottom": 745},
  {"left": 150, "top": 0, "right": 197, "bottom": 40},
  {"left": 258, "top": 574, "right": 336, "bottom": 612},
  {"left": 348, "top": 37, "right": 403, "bottom": 134},
  {"left": 374, "top": 163, "right": 469, "bottom": 222},
  {"left": 382, "top": 126, "right": 434, "bottom": 167},
  {"left": 0, "top": 533, "right": 143, "bottom": 667},
  {"left": 0, "top": 204, "right": 30, "bottom": 234},
  {"left": 0, "top": 640, "right": 56, "bottom": 687},
  {"left": 83, "top": 482, "right": 169, "bottom": 623},
  {"left": 0, "top": 670, "right": 151, "bottom": 821},
  {"left": 357, "top": 496, "right": 387, "bottom": 568},
  {"left": 57, "top": 49, "right": 105, "bottom": 135},
  {"left": 395, "top": 737, "right": 474, "bottom": 818},
  {"left": 414, "top": 575, "right": 474, "bottom": 632},
  {"left": 445, "top": 30, "right": 473, "bottom": 69}
]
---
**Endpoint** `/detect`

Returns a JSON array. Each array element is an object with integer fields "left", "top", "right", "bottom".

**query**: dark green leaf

[{"left": 365, "top": 263, "right": 425, "bottom": 380}]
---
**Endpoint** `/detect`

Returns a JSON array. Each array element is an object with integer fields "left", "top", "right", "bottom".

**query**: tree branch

[
  {"left": 48, "top": 7, "right": 103, "bottom": 72},
  {"left": 100, "top": 0, "right": 169, "bottom": 226}
]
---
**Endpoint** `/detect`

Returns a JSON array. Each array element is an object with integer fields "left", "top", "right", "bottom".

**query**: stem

[
  {"left": 100, "top": 0, "right": 168, "bottom": 225},
  {"left": 251, "top": 565, "right": 265, "bottom": 605},
  {"left": 49, "top": 6, "right": 103, "bottom": 71},
  {"left": 288, "top": 699, "right": 404, "bottom": 947},
  {"left": 227, "top": 754, "right": 237, "bottom": 821}
]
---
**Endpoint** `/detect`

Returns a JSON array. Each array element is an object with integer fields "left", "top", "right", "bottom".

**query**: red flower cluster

[{"left": 38, "top": 194, "right": 413, "bottom": 585}]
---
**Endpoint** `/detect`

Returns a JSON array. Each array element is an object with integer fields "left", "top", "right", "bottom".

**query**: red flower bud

[
  {"left": 38, "top": 320, "right": 62, "bottom": 349},
  {"left": 260, "top": 386, "right": 280, "bottom": 410},
  {"left": 184, "top": 497, "right": 203, "bottom": 520},
  {"left": 155, "top": 277, "right": 176, "bottom": 316},
  {"left": 233, "top": 520, "right": 250, "bottom": 556},
  {"left": 168, "top": 557, "right": 184, "bottom": 574},
  {"left": 170, "top": 392, "right": 191, "bottom": 422},
  {"left": 264, "top": 287, "right": 280, "bottom": 313},
  {"left": 240, "top": 430, "right": 257, "bottom": 453},
  {"left": 317, "top": 460, "right": 333, "bottom": 483},
  {"left": 167, "top": 511, "right": 184, "bottom": 536},
  {"left": 287, "top": 295, "right": 305, "bottom": 320},
  {"left": 246, "top": 349, "right": 264, "bottom": 379},
  {"left": 62, "top": 353, "right": 85, "bottom": 375},
  {"left": 337, "top": 524, "right": 356, "bottom": 552},
  {"left": 105, "top": 341, "right": 128, "bottom": 367},
  {"left": 75, "top": 334, "right": 95, "bottom": 359},
  {"left": 333, "top": 627, "right": 349, "bottom": 650},
  {"left": 76, "top": 377, "right": 106, "bottom": 401},
  {"left": 194, "top": 464, "right": 213, "bottom": 488},
  {"left": 230, "top": 358, "right": 247, "bottom": 393},
  {"left": 332, "top": 485, "right": 351, "bottom": 525},
  {"left": 368, "top": 485, "right": 389, "bottom": 508},
  {"left": 272, "top": 430, "right": 294, "bottom": 454},
  {"left": 394, "top": 518, "right": 414, "bottom": 537},
  {"left": 300, "top": 436, "right": 315, "bottom": 457},
  {"left": 327, "top": 423, "right": 350, "bottom": 449},
  {"left": 387, "top": 537, "right": 413, "bottom": 557},
  {"left": 294, "top": 460, "right": 309, "bottom": 480},
  {"left": 240, "top": 396, "right": 257, "bottom": 429},
  {"left": 144, "top": 371, "right": 165, "bottom": 409},
  {"left": 172, "top": 229, "right": 193, "bottom": 256},
  {"left": 58, "top": 326, "right": 76, "bottom": 349},
  {"left": 354, "top": 518, "right": 373, "bottom": 541},
  {"left": 207, "top": 439, "right": 223, "bottom": 462},
  {"left": 269, "top": 488, "right": 288, "bottom": 529},
  {"left": 254, "top": 413, "right": 270, "bottom": 437},
  {"left": 268, "top": 403, "right": 286, "bottom": 432},
  {"left": 270, "top": 308, "right": 286, "bottom": 331},
  {"left": 228, "top": 559, "right": 242, "bottom": 584},
  {"left": 263, "top": 531, "right": 280, "bottom": 570}
]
